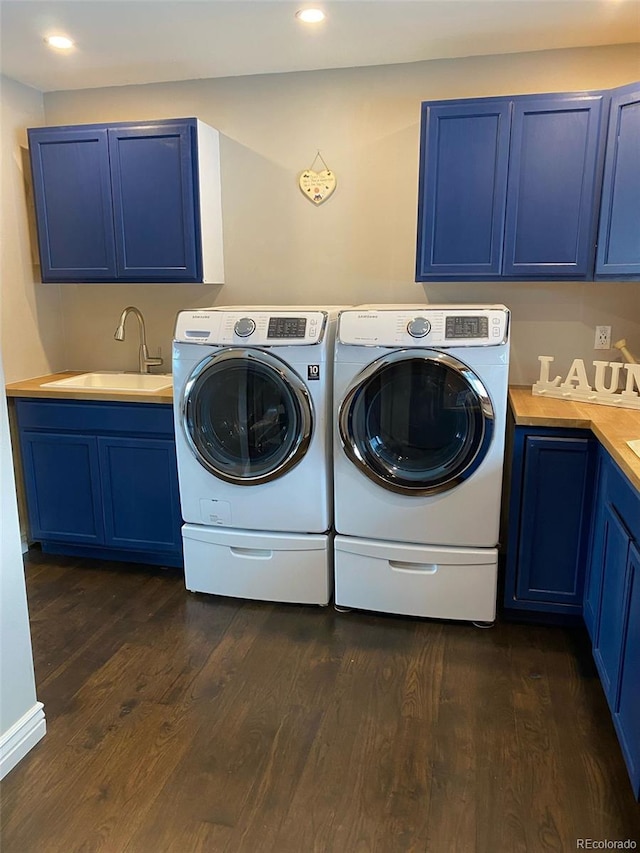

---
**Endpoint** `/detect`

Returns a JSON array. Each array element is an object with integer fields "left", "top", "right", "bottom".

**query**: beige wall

[
  {"left": 9, "top": 44, "right": 640, "bottom": 384},
  {"left": 0, "top": 75, "right": 67, "bottom": 383}
]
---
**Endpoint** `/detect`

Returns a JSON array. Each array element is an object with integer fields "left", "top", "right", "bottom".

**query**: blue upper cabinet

[
  {"left": 503, "top": 94, "right": 606, "bottom": 279},
  {"left": 416, "top": 100, "right": 511, "bottom": 278},
  {"left": 416, "top": 90, "right": 611, "bottom": 281},
  {"left": 596, "top": 83, "right": 640, "bottom": 279},
  {"left": 108, "top": 124, "right": 199, "bottom": 281},
  {"left": 28, "top": 127, "right": 118, "bottom": 281},
  {"left": 27, "top": 118, "right": 224, "bottom": 284}
]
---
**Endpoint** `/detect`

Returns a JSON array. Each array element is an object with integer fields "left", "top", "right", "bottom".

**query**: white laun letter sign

[{"left": 532, "top": 356, "right": 640, "bottom": 411}]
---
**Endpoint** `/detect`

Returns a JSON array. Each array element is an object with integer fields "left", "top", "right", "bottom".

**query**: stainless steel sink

[{"left": 42, "top": 372, "right": 173, "bottom": 393}]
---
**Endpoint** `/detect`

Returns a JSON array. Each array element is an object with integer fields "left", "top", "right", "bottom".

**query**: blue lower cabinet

[
  {"left": 15, "top": 399, "right": 182, "bottom": 568},
  {"left": 592, "top": 503, "right": 631, "bottom": 705},
  {"left": 20, "top": 431, "right": 104, "bottom": 544},
  {"left": 586, "top": 449, "right": 640, "bottom": 798},
  {"left": 99, "top": 436, "right": 181, "bottom": 552},
  {"left": 615, "top": 544, "right": 640, "bottom": 798},
  {"left": 584, "top": 450, "right": 606, "bottom": 641},
  {"left": 506, "top": 429, "right": 640, "bottom": 797},
  {"left": 504, "top": 427, "right": 596, "bottom": 617}
]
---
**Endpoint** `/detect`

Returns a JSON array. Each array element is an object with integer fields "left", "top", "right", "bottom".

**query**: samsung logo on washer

[{"left": 356, "top": 314, "right": 377, "bottom": 319}]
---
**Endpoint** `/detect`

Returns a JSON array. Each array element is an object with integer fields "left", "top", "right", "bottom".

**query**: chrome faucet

[{"left": 114, "top": 306, "right": 163, "bottom": 374}]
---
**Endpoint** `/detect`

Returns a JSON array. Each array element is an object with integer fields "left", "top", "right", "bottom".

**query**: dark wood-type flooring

[{"left": 1, "top": 549, "right": 639, "bottom": 852}]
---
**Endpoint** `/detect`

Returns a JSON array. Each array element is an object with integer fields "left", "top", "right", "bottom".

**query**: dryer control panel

[
  {"left": 338, "top": 305, "right": 509, "bottom": 347},
  {"left": 174, "top": 309, "right": 328, "bottom": 345}
]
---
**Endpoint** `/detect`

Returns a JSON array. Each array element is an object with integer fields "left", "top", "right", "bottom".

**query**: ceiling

[{"left": 1, "top": 0, "right": 639, "bottom": 94}]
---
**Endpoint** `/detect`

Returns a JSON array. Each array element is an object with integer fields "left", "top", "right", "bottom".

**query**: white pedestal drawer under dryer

[{"left": 332, "top": 304, "right": 510, "bottom": 623}]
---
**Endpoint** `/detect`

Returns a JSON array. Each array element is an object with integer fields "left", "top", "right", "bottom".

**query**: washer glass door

[
  {"left": 183, "top": 348, "right": 313, "bottom": 484},
  {"left": 339, "top": 350, "right": 494, "bottom": 495}
]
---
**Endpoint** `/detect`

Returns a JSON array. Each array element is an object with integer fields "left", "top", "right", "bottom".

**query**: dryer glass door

[
  {"left": 339, "top": 350, "right": 494, "bottom": 495},
  {"left": 182, "top": 348, "right": 313, "bottom": 485}
]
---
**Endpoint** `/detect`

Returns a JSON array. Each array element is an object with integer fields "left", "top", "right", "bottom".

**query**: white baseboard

[{"left": 0, "top": 702, "right": 46, "bottom": 779}]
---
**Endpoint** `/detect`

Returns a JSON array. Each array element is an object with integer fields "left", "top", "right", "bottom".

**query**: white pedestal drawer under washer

[
  {"left": 172, "top": 305, "right": 342, "bottom": 605},
  {"left": 333, "top": 304, "right": 510, "bottom": 622}
]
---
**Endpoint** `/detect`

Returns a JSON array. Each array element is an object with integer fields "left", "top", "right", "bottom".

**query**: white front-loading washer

[
  {"left": 172, "top": 306, "right": 341, "bottom": 604},
  {"left": 333, "top": 304, "right": 510, "bottom": 622}
]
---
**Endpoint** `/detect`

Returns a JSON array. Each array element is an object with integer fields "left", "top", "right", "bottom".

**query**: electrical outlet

[{"left": 594, "top": 325, "right": 612, "bottom": 350}]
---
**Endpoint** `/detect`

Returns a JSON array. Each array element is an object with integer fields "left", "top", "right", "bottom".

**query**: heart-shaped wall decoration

[{"left": 299, "top": 169, "right": 337, "bottom": 205}]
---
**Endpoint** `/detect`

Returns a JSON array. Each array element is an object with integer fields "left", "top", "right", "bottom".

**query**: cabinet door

[
  {"left": 98, "top": 436, "right": 181, "bottom": 553},
  {"left": 28, "top": 127, "right": 117, "bottom": 282},
  {"left": 513, "top": 435, "right": 594, "bottom": 609},
  {"left": 416, "top": 100, "right": 511, "bottom": 280},
  {"left": 20, "top": 431, "right": 104, "bottom": 544},
  {"left": 584, "top": 450, "right": 607, "bottom": 640},
  {"left": 108, "top": 123, "right": 200, "bottom": 282},
  {"left": 593, "top": 503, "right": 631, "bottom": 709},
  {"left": 615, "top": 543, "right": 640, "bottom": 798},
  {"left": 503, "top": 94, "right": 606, "bottom": 278},
  {"left": 596, "top": 83, "right": 640, "bottom": 278}
]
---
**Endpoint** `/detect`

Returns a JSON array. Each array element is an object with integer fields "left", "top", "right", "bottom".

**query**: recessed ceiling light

[
  {"left": 295, "top": 9, "right": 325, "bottom": 24},
  {"left": 45, "top": 35, "right": 74, "bottom": 50}
]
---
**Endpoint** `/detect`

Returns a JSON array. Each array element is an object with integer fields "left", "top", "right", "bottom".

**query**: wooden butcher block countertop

[
  {"left": 509, "top": 386, "right": 640, "bottom": 492},
  {"left": 5, "top": 372, "right": 174, "bottom": 405}
]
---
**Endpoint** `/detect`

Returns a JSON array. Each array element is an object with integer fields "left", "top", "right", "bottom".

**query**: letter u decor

[{"left": 533, "top": 356, "right": 640, "bottom": 410}]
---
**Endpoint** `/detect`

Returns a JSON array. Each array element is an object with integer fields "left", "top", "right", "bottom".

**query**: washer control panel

[
  {"left": 174, "top": 309, "right": 327, "bottom": 345},
  {"left": 338, "top": 306, "right": 509, "bottom": 347},
  {"left": 267, "top": 316, "right": 308, "bottom": 339},
  {"left": 445, "top": 315, "right": 489, "bottom": 340}
]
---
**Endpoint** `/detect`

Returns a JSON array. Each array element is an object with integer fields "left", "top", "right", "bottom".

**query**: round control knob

[
  {"left": 407, "top": 317, "right": 431, "bottom": 338},
  {"left": 234, "top": 317, "right": 256, "bottom": 338}
]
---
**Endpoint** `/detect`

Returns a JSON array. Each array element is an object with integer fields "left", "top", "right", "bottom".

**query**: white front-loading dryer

[
  {"left": 172, "top": 306, "right": 341, "bottom": 604},
  {"left": 333, "top": 304, "right": 510, "bottom": 622}
]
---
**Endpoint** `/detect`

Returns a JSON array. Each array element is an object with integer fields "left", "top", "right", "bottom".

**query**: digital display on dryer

[
  {"left": 445, "top": 316, "right": 489, "bottom": 339},
  {"left": 268, "top": 317, "right": 307, "bottom": 338}
]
